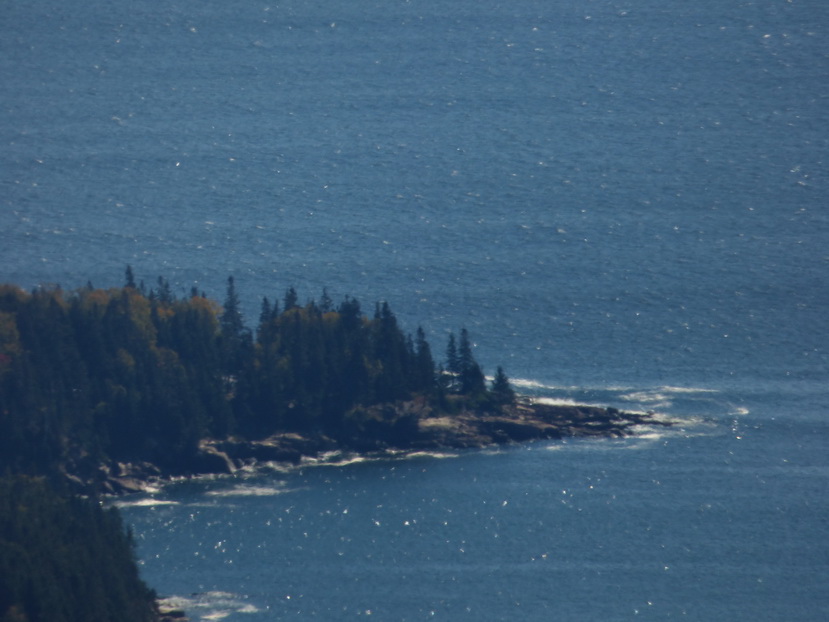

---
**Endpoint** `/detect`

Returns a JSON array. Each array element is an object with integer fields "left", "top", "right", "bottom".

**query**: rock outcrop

[{"left": 83, "top": 399, "right": 671, "bottom": 497}]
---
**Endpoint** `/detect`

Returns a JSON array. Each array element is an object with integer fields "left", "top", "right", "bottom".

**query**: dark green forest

[
  {"left": 0, "top": 272, "right": 516, "bottom": 621},
  {"left": 0, "top": 475, "right": 157, "bottom": 622},
  {"left": 0, "top": 272, "right": 513, "bottom": 481}
]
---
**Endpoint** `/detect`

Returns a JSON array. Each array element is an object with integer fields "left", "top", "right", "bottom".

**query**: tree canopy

[
  {"left": 0, "top": 271, "right": 515, "bottom": 480},
  {"left": 0, "top": 475, "right": 158, "bottom": 622},
  {"left": 0, "top": 269, "right": 518, "bottom": 622}
]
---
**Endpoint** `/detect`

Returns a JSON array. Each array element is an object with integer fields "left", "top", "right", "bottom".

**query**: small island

[{"left": 0, "top": 269, "right": 670, "bottom": 621}]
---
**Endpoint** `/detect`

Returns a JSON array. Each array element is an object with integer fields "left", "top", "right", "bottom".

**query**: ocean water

[
  {"left": 2, "top": 0, "right": 828, "bottom": 619},
  {"left": 117, "top": 410, "right": 828, "bottom": 621}
]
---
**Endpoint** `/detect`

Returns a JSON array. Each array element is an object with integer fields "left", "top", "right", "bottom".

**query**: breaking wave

[
  {"left": 205, "top": 483, "right": 295, "bottom": 497},
  {"left": 158, "top": 591, "right": 259, "bottom": 620},
  {"left": 111, "top": 497, "right": 180, "bottom": 508}
]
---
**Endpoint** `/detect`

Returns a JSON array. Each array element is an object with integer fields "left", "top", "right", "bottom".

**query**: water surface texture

[{"left": 2, "top": 0, "right": 828, "bottom": 619}]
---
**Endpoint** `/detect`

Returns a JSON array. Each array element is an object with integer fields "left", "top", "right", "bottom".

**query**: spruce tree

[
  {"left": 490, "top": 366, "right": 516, "bottom": 405},
  {"left": 124, "top": 265, "right": 136, "bottom": 289},
  {"left": 156, "top": 276, "right": 173, "bottom": 303},
  {"left": 219, "top": 276, "right": 250, "bottom": 387},
  {"left": 283, "top": 287, "right": 298, "bottom": 312},
  {"left": 220, "top": 276, "right": 244, "bottom": 338},
  {"left": 320, "top": 288, "right": 333, "bottom": 313},
  {"left": 459, "top": 328, "right": 486, "bottom": 395},
  {"left": 259, "top": 296, "right": 272, "bottom": 327},
  {"left": 414, "top": 326, "right": 435, "bottom": 392},
  {"left": 446, "top": 332, "right": 460, "bottom": 374}
]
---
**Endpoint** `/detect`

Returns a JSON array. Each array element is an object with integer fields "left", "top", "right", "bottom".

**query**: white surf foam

[
  {"left": 404, "top": 450, "right": 460, "bottom": 460},
  {"left": 206, "top": 483, "right": 292, "bottom": 497},
  {"left": 111, "top": 497, "right": 179, "bottom": 508},
  {"left": 531, "top": 396, "right": 619, "bottom": 410},
  {"left": 530, "top": 396, "right": 580, "bottom": 407},
  {"left": 510, "top": 378, "right": 585, "bottom": 392},
  {"left": 656, "top": 385, "right": 719, "bottom": 395},
  {"left": 158, "top": 591, "right": 260, "bottom": 619}
]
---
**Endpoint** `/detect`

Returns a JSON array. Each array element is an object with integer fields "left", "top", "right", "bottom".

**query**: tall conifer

[
  {"left": 491, "top": 366, "right": 516, "bottom": 405},
  {"left": 124, "top": 265, "right": 136, "bottom": 289},
  {"left": 221, "top": 276, "right": 244, "bottom": 338}
]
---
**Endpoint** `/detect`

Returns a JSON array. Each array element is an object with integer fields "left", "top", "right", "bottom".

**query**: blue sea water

[{"left": 2, "top": 0, "right": 828, "bottom": 619}]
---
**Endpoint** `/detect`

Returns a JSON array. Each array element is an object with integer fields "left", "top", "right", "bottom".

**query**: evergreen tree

[
  {"left": 320, "top": 288, "right": 333, "bottom": 313},
  {"left": 446, "top": 332, "right": 460, "bottom": 373},
  {"left": 371, "top": 302, "right": 407, "bottom": 403},
  {"left": 219, "top": 276, "right": 252, "bottom": 411},
  {"left": 283, "top": 287, "right": 298, "bottom": 312},
  {"left": 0, "top": 476, "right": 158, "bottom": 622},
  {"left": 490, "top": 366, "right": 516, "bottom": 405},
  {"left": 0, "top": 272, "right": 528, "bottom": 479},
  {"left": 220, "top": 276, "right": 244, "bottom": 339},
  {"left": 458, "top": 328, "right": 486, "bottom": 395},
  {"left": 156, "top": 276, "right": 173, "bottom": 304},
  {"left": 414, "top": 326, "right": 435, "bottom": 393},
  {"left": 338, "top": 296, "right": 362, "bottom": 332},
  {"left": 124, "top": 265, "right": 136, "bottom": 289},
  {"left": 257, "top": 296, "right": 273, "bottom": 342},
  {"left": 458, "top": 328, "right": 474, "bottom": 373}
]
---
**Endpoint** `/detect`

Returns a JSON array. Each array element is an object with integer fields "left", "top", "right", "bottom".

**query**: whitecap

[
  {"left": 654, "top": 385, "right": 719, "bottom": 395},
  {"left": 509, "top": 377, "right": 583, "bottom": 392},
  {"left": 619, "top": 390, "right": 671, "bottom": 403}
]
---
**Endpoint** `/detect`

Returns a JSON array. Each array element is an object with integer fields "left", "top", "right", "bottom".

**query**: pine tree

[
  {"left": 320, "top": 288, "right": 333, "bottom": 313},
  {"left": 371, "top": 302, "right": 406, "bottom": 403},
  {"left": 459, "top": 328, "right": 486, "bottom": 395},
  {"left": 258, "top": 297, "right": 273, "bottom": 334},
  {"left": 490, "top": 366, "right": 516, "bottom": 405},
  {"left": 124, "top": 265, "right": 136, "bottom": 289},
  {"left": 220, "top": 276, "right": 244, "bottom": 338},
  {"left": 219, "top": 276, "right": 250, "bottom": 386},
  {"left": 156, "top": 276, "right": 173, "bottom": 303},
  {"left": 446, "top": 332, "right": 460, "bottom": 374},
  {"left": 414, "top": 326, "right": 435, "bottom": 392},
  {"left": 283, "top": 287, "right": 298, "bottom": 312}
]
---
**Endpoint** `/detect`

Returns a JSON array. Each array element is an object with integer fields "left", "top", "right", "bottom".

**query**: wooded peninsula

[{"left": 0, "top": 269, "right": 668, "bottom": 621}]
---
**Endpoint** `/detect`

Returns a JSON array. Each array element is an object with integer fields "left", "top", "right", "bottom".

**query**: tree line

[
  {"left": 0, "top": 269, "right": 515, "bottom": 478},
  {"left": 0, "top": 268, "right": 517, "bottom": 622}
]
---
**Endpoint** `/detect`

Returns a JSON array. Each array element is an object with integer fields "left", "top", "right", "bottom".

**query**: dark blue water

[
  {"left": 3, "top": 0, "right": 828, "bottom": 618},
  {"left": 118, "top": 408, "right": 829, "bottom": 621}
]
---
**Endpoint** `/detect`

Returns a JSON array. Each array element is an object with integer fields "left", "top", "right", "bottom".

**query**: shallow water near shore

[{"left": 119, "top": 385, "right": 829, "bottom": 621}]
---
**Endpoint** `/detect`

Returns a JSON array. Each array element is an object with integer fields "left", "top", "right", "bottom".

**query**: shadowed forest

[
  {"left": 0, "top": 269, "right": 514, "bottom": 621},
  {"left": 0, "top": 269, "right": 514, "bottom": 480}
]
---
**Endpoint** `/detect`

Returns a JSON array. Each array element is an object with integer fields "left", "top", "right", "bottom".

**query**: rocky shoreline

[
  {"left": 120, "top": 399, "right": 671, "bottom": 622},
  {"left": 157, "top": 603, "right": 188, "bottom": 622},
  {"left": 101, "top": 399, "right": 672, "bottom": 496}
]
